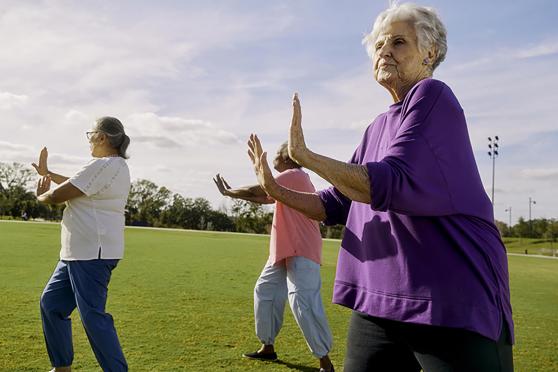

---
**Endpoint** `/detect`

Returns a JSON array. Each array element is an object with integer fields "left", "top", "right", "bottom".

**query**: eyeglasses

[{"left": 86, "top": 131, "right": 100, "bottom": 140}]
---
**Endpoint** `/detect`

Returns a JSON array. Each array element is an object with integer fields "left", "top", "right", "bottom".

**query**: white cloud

[
  {"left": 64, "top": 110, "right": 89, "bottom": 123},
  {"left": 520, "top": 168, "right": 558, "bottom": 181},
  {"left": 0, "top": 92, "right": 28, "bottom": 110},
  {"left": 126, "top": 112, "right": 240, "bottom": 148},
  {"left": 513, "top": 40, "right": 558, "bottom": 59}
]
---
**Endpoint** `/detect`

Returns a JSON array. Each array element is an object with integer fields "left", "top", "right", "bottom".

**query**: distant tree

[
  {"left": 513, "top": 217, "right": 530, "bottom": 238},
  {"left": 187, "top": 197, "right": 213, "bottom": 230},
  {"left": 206, "top": 210, "right": 235, "bottom": 232},
  {"left": 542, "top": 219, "right": 558, "bottom": 246},
  {"left": 160, "top": 194, "right": 189, "bottom": 228},
  {"left": 231, "top": 199, "right": 273, "bottom": 234},
  {"left": 0, "top": 162, "right": 43, "bottom": 218},
  {"left": 494, "top": 220, "right": 508, "bottom": 237},
  {"left": 0, "top": 162, "right": 34, "bottom": 191},
  {"left": 126, "top": 179, "right": 172, "bottom": 226},
  {"left": 532, "top": 218, "right": 549, "bottom": 239}
]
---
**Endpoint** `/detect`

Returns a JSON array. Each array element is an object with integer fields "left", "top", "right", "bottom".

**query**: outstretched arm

[
  {"left": 247, "top": 134, "right": 326, "bottom": 221},
  {"left": 213, "top": 174, "right": 274, "bottom": 204},
  {"left": 288, "top": 93, "right": 371, "bottom": 203},
  {"left": 31, "top": 147, "right": 69, "bottom": 184}
]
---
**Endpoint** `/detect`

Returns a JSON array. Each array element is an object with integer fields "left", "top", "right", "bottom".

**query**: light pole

[
  {"left": 529, "top": 197, "right": 536, "bottom": 238},
  {"left": 505, "top": 207, "right": 512, "bottom": 236},
  {"left": 488, "top": 136, "right": 499, "bottom": 206}
]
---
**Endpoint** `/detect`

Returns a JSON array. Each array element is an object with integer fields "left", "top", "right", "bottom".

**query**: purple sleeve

[
  {"left": 367, "top": 79, "right": 462, "bottom": 216},
  {"left": 318, "top": 186, "right": 352, "bottom": 226}
]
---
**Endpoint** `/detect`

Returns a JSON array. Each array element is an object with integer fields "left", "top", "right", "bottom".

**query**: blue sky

[{"left": 0, "top": 0, "right": 556, "bottom": 224}]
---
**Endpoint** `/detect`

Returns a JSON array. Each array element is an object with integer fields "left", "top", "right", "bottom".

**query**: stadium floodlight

[{"left": 488, "top": 136, "right": 499, "bottom": 207}]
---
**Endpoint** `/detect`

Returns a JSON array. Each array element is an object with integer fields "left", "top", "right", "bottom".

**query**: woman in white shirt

[{"left": 35, "top": 117, "right": 131, "bottom": 372}]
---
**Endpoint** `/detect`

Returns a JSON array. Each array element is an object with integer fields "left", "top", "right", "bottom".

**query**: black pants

[{"left": 344, "top": 311, "right": 513, "bottom": 372}]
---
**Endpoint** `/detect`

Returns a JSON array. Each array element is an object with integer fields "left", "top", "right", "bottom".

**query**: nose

[
  {"left": 378, "top": 43, "right": 392, "bottom": 59},
  {"left": 375, "top": 45, "right": 392, "bottom": 68}
]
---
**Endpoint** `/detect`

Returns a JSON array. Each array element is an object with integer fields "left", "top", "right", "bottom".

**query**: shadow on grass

[{"left": 273, "top": 359, "right": 319, "bottom": 371}]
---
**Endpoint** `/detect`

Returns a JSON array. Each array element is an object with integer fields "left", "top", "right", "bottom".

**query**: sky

[{"left": 0, "top": 0, "right": 556, "bottom": 225}]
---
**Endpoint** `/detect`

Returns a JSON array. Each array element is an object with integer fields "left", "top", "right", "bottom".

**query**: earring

[{"left": 423, "top": 58, "right": 430, "bottom": 65}]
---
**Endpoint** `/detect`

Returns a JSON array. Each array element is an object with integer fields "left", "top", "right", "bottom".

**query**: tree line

[
  {"left": 495, "top": 217, "right": 557, "bottom": 241},
  {"left": 0, "top": 162, "right": 344, "bottom": 238},
  {"left": 3, "top": 161, "right": 553, "bottom": 242}
]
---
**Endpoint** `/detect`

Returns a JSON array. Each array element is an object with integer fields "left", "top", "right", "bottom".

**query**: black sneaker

[
  {"left": 319, "top": 366, "right": 335, "bottom": 372},
  {"left": 242, "top": 351, "right": 278, "bottom": 361}
]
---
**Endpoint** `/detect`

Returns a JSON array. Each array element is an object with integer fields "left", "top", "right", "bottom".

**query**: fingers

[
  {"left": 247, "top": 149, "right": 255, "bottom": 163},
  {"left": 291, "top": 95, "right": 302, "bottom": 130},
  {"left": 260, "top": 151, "right": 268, "bottom": 167},
  {"left": 213, "top": 174, "right": 225, "bottom": 191},
  {"left": 37, "top": 175, "right": 51, "bottom": 195},
  {"left": 292, "top": 92, "right": 301, "bottom": 116},
  {"left": 247, "top": 133, "right": 262, "bottom": 163},
  {"left": 221, "top": 177, "right": 231, "bottom": 189}
]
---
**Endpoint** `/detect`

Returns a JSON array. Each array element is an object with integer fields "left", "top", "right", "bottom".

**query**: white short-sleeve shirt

[{"left": 60, "top": 157, "right": 131, "bottom": 260}]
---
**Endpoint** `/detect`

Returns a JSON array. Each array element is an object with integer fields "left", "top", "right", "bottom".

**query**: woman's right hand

[{"left": 31, "top": 147, "right": 49, "bottom": 176}]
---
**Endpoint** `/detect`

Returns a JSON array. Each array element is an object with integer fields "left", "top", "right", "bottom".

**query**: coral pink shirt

[{"left": 268, "top": 168, "right": 322, "bottom": 265}]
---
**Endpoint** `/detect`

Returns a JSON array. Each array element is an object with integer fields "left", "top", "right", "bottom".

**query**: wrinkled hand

[
  {"left": 213, "top": 174, "right": 232, "bottom": 196},
  {"left": 31, "top": 147, "right": 49, "bottom": 176},
  {"left": 36, "top": 175, "right": 51, "bottom": 197},
  {"left": 247, "top": 134, "right": 276, "bottom": 193},
  {"left": 288, "top": 93, "right": 309, "bottom": 164}
]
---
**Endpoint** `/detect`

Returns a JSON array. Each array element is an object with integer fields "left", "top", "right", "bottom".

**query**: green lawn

[{"left": 0, "top": 221, "right": 557, "bottom": 371}]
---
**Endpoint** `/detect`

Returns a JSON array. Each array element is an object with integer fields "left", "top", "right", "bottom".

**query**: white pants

[{"left": 254, "top": 256, "right": 333, "bottom": 358}]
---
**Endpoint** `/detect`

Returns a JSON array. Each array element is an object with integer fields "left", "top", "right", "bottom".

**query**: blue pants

[{"left": 40, "top": 260, "right": 128, "bottom": 371}]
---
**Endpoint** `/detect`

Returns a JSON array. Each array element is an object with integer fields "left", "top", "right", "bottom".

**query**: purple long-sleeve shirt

[{"left": 319, "top": 78, "right": 514, "bottom": 342}]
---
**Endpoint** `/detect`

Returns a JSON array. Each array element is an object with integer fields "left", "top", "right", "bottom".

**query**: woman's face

[
  {"left": 88, "top": 129, "right": 105, "bottom": 157},
  {"left": 373, "top": 20, "right": 430, "bottom": 92}
]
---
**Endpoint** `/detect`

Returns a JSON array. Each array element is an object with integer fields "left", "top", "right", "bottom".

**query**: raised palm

[
  {"left": 247, "top": 134, "right": 274, "bottom": 192},
  {"left": 288, "top": 93, "right": 308, "bottom": 164},
  {"left": 31, "top": 147, "right": 49, "bottom": 176}
]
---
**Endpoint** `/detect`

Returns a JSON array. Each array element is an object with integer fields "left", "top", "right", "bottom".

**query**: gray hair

[
  {"left": 95, "top": 116, "right": 130, "bottom": 159},
  {"left": 278, "top": 141, "right": 301, "bottom": 168},
  {"left": 363, "top": 2, "right": 447, "bottom": 71}
]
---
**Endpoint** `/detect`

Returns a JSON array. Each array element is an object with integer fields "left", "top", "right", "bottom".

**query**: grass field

[{"left": 1, "top": 221, "right": 557, "bottom": 371}]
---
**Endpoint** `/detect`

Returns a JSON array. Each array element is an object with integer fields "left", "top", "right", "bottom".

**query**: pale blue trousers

[{"left": 254, "top": 256, "right": 333, "bottom": 358}]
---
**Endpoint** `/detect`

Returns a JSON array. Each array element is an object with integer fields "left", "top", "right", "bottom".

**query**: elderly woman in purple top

[{"left": 247, "top": 3, "right": 514, "bottom": 372}]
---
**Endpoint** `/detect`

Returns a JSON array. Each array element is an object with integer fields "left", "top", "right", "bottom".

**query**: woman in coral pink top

[{"left": 214, "top": 142, "right": 334, "bottom": 372}]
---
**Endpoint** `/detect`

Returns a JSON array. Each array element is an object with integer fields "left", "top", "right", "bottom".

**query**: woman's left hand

[
  {"left": 36, "top": 175, "right": 51, "bottom": 197},
  {"left": 247, "top": 134, "right": 276, "bottom": 194}
]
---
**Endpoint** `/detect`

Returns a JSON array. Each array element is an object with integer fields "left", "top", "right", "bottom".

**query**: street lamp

[
  {"left": 529, "top": 197, "right": 536, "bottom": 238},
  {"left": 488, "top": 136, "right": 499, "bottom": 206},
  {"left": 505, "top": 207, "right": 512, "bottom": 236}
]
